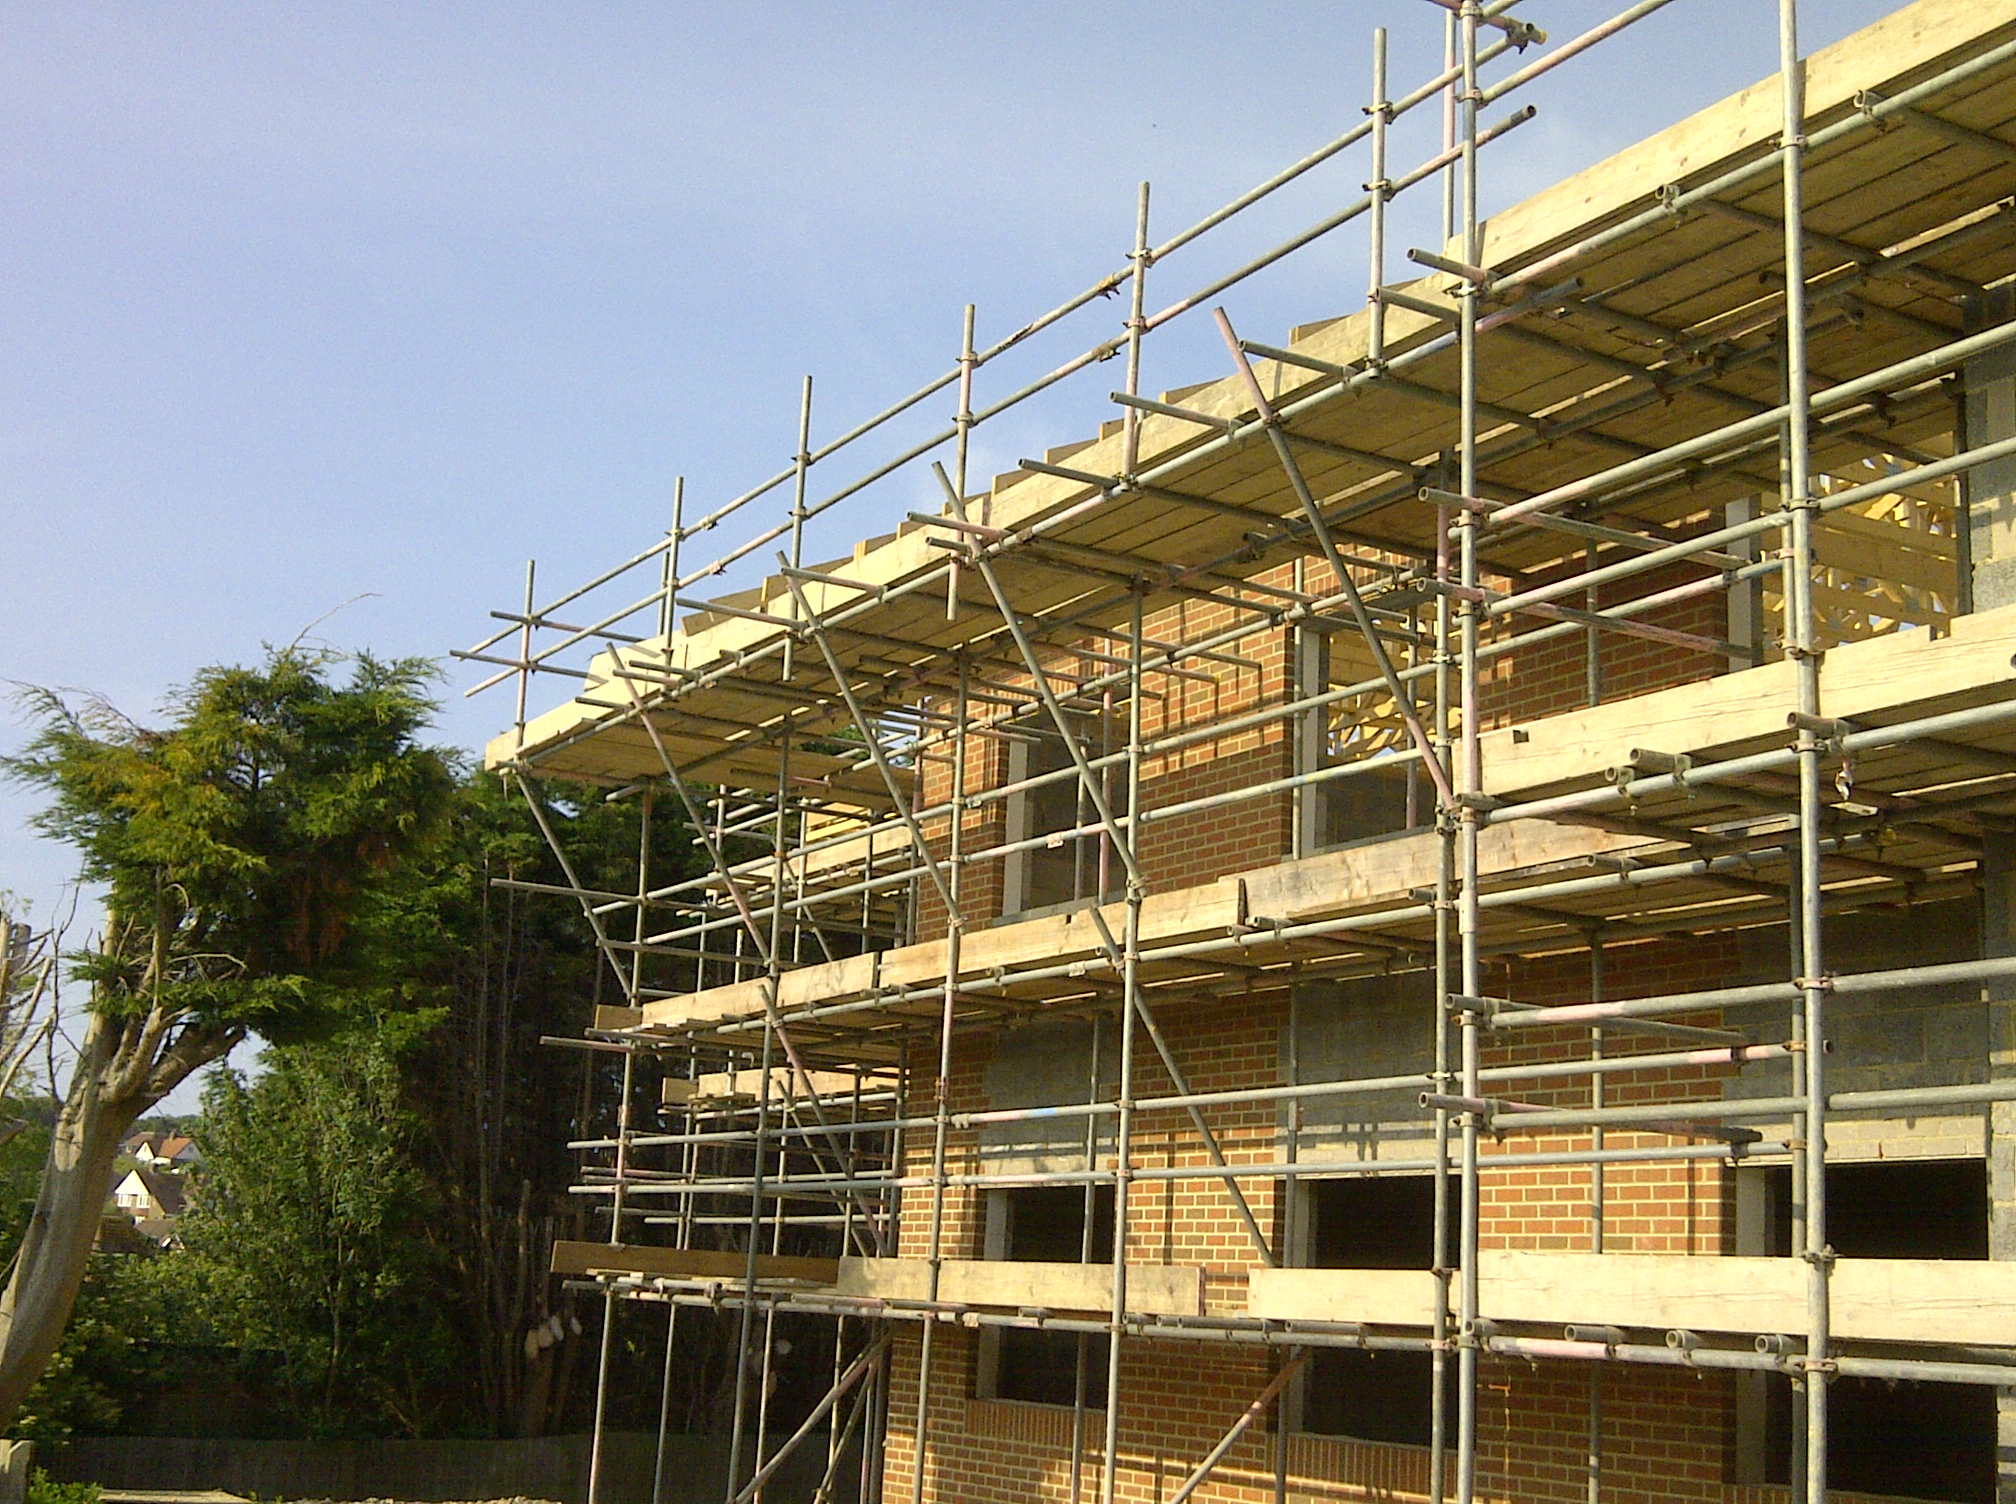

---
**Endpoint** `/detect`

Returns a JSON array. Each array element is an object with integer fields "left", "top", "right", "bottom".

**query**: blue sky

[{"left": 0, "top": 1, "right": 1898, "bottom": 1100}]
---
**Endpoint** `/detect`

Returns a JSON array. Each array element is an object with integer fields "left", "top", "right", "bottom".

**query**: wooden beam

[
  {"left": 1246, "top": 1267, "right": 1440, "bottom": 1327},
  {"left": 551, "top": 1240, "right": 841, "bottom": 1285},
  {"left": 1244, "top": 1252, "right": 2016, "bottom": 1348},
  {"left": 836, "top": 1256, "right": 1204, "bottom": 1316},
  {"left": 1479, "top": 599, "right": 2016, "bottom": 795}
]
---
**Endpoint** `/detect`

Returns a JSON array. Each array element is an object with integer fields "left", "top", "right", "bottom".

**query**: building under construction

[{"left": 463, "top": 2, "right": 2016, "bottom": 1500}]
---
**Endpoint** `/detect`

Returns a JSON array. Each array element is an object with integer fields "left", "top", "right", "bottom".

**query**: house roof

[
  {"left": 122, "top": 1130, "right": 199, "bottom": 1161},
  {"left": 124, "top": 1166, "right": 187, "bottom": 1218}
]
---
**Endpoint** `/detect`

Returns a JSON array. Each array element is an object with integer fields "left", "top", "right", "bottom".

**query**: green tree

[
  {"left": 175, "top": 1030, "right": 454, "bottom": 1434},
  {"left": 0, "top": 650, "right": 452, "bottom": 1426},
  {"left": 380, "top": 771, "right": 710, "bottom": 1436}
]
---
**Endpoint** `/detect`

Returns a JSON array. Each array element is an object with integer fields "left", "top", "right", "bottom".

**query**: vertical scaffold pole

[
  {"left": 1124, "top": 182, "right": 1151, "bottom": 479},
  {"left": 1070, "top": 1012, "right": 1103, "bottom": 1504},
  {"left": 1100, "top": 584, "right": 1146, "bottom": 1504},
  {"left": 952, "top": 304, "right": 977, "bottom": 618},
  {"left": 653, "top": 1290, "right": 679, "bottom": 1504},
  {"left": 1416, "top": 48, "right": 1461, "bottom": 1427},
  {"left": 660, "top": 477, "right": 684, "bottom": 642},
  {"left": 753, "top": 1122, "right": 794, "bottom": 1500},
  {"left": 1777, "top": 4, "right": 1832, "bottom": 1500},
  {"left": 826, "top": 1068, "right": 861, "bottom": 1488},
  {"left": 909, "top": 657, "right": 966, "bottom": 1504},
  {"left": 1367, "top": 26, "right": 1391, "bottom": 370},
  {"left": 1585, "top": 542, "right": 1603, "bottom": 708},
  {"left": 632, "top": 790, "right": 652, "bottom": 1023},
  {"left": 1096, "top": 177, "right": 1153, "bottom": 1504},
  {"left": 957, "top": 303, "right": 978, "bottom": 505},
  {"left": 871, "top": 1043, "right": 909, "bottom": 1504},
  {"left": 626, "top": 785, "right": 675, "bottom": 1504},
  {"left": 514, "top": 558, "right": 537, "bottom": 755},
  {"left": 1431, "top": 478, "right": 1454, "bottom": 1504},
  {"left": 1590, "top": 938, "right": 1606, "bottom": 1250},
  {"left": 1588, "top": 938, "right": 1605, "bottom": 1504},
  {"left": 588, "top": 1045, "right": 635, "bottom": 1504},
  {"left": 1454, "top": 8, "right": 1484, "bottom": 1504},
  {"left": 1441, "top": 9, "right": 1458, "bottom": 248},
  {"left": 729, "top": 376, "right": 814, "bottom": 1504},
  {"left": 1275, "top": 982, "right": 1302, "bottom": 1504}
]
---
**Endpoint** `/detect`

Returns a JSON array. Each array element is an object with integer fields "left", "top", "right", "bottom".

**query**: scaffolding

[{"left": 462, "top": 3, "right": 2016, "bottom": 1500}]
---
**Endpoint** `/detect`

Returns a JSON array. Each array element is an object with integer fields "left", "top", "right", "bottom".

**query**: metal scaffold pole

[
  {"left": 588, "top": 1046, "right": 636, "bottom": 1504},
  {"left": 908, "top": 653, "right": 966, "bottom": 1504},
  {"left": 1454, "top": 8, "right": 1484, "bottom": 1504},
  {"left": 477, "top": 8, "right": 2016, "bottom": 1501},
  {"left": 1100, "top": 583, "right": 1146, "bottom": 1504},
  {"left": 728, "top": 375, "right": 815, "bottom": 1504},
  {"left": 1776, "top": 4, "right": 1832, "bottom": 1500}
]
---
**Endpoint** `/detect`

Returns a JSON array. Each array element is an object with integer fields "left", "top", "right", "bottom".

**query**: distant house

[
  {"left": 120, "top": 1131, "right": 201, "bottom": 1170},
  {"left": 95, "top": 1213, "right": 164, "bottom": 1255},
  {"left": 112, "top": 1166, "right": 187, "bottom": 1222}
]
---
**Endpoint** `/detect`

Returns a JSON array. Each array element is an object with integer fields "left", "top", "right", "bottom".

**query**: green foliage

[
  {"left": 0, "top": 1109, "right": 52, "bottom": 1269},
  {"left": 128, "top": 1114, "right": 198, "bottom": 1138},
  {"left": 372, "top": 769, "right": 711, "bottom": 1436},
  {"left": 4, "top": 649, "right": 455, "bottom": 1034},
  {"left": 26, "top": 1469, "right": 98, "bottom": 1504},
  {"left": 169, "top": 1031, "right": 456, "bottom": 1437},
  {"left": 11, "top": 1263, "right": 133, "bottom": 1442},
  {"left": 3, "top": 737, "right": 714, "bottom": 1440}
]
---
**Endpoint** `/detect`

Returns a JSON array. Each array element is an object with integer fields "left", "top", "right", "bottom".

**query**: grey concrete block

[
  {"left": 1835, "top": 1008, "right": 1925, "bottom": 1068},
  {"left": 1926, "top": 1003, "right": 1989, "bottom": 1065}
]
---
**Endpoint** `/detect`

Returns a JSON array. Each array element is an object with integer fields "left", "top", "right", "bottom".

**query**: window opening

[
  {"left": 1756, "top": 1159, "right": 1991, "bottom": 1503},
  {"left": 1004, "top": 709, "right": 1124, "bottom": 918},
  {"left": 983, "top": 1185, "right": 1114, "bottom": 1407},
  {"left": 1302, "top": 1176, "right": 1451, "bottom": 1446},
  {"left": 1298, "top": 629, "right": 1424, "bottom": 855}
]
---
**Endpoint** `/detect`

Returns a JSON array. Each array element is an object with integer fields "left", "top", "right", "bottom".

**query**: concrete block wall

[
  {"left": 1292, "top": 936, "right": 1745, "bottom": 1256},
  {"left": 874, "top": 884, "right": 2012, "bottom": 1502}
]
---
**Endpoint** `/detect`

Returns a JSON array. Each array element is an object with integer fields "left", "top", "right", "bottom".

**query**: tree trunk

[{"left": 0, "top": 1005, "right": 237, "bottom": 1427}]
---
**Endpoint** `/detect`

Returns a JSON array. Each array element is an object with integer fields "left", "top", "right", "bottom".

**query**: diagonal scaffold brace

[
  {"left": 1212, "top": 307, "right": 1454, "bottom": 809},
  {"left": 604, "top": 663, "right": 888, "bottom": 1251}
]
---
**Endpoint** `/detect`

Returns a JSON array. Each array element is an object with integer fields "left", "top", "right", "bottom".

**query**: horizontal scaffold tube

[
  {"left": 580, "top": 1039, "right": 1799, "bottom": 1153},
  {"left": 1452, "top": 1076, "right": 2016, "bottom": 1134},
  {"left": 1483, "top": 1338, "right": 2016, "bottom": 1390},
  {"left": 1490, "top": 428, "right": 2016, "bottom": 613},
  {"left": 1490, "top": 953, "right": 2016, "bottom": 1033},
  {"left": 1489, "top": 694, "right": 2016, "bottom": 828},
  {"left": 573, "top": 1139, "right": 1790, "bottom": 1200},
  {"left": 569, "top": 1285, "right": 2016, "bottom": 1384}
]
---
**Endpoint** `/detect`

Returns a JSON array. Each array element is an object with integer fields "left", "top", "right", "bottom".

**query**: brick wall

[
  {"left": 1478, "top": 1361, "right": 1734, "bottom": 1504},
  {"left": 1479, "top": 561, "right": 1727, "bottom": 728},
  {"left": 858, "top": 545, "right": 1943, "bottom": 1501},
  {"left": 1476, "top": 935, "right": 1744, "bottom": 1255},
  {"left": 911, "top": 581, "right": 1297, "bottom": 943},
  {"left": 868, "top": 911, "right": 1827, "bottom": 1503}
]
